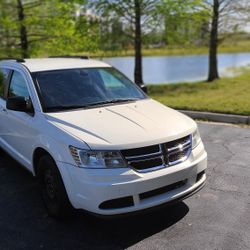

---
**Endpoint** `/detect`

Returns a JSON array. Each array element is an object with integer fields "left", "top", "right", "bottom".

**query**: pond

[{"left": 102, "top": 53, "right": 250, "bottom": 84}]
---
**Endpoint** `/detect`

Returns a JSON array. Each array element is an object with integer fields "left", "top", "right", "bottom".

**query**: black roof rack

[
  {"left": 0, "top": 58, "right": 25, "bottom": 63},
  {"left": 49, "top": 55, "right": 89, "bottom": 59}
]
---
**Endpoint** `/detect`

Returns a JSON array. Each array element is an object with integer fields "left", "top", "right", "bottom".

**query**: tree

[
  {"left": 17, "top": 0, "right": 29, "bottom": 58},
  {"left": 207, "top": 0, "right": 220, "bottom": 82},
  {"left": 0, "top": 0, "right": 48, "bottom": 58},
  {"left": 159, "top": 0, "right": 208, "bottom": 47},
  {"left": 97, "top": 16, "right": 131, "bottom": 52},
  {"left": 204, "top": 0, "right": 247, "bottom": 82},
  {"left": 91, "top": 0, "right": 158, "bottom": 85},
  {"left": 0, "top": 0, "right": 99, "bottom": 58}
]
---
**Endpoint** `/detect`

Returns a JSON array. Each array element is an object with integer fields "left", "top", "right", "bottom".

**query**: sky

[{"left": 244, "top": 25, "right": 250, "bottom": 32}]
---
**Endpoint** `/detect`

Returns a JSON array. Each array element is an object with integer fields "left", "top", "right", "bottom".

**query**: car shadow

[
  {"left": 0, "top": 149, "right": 189, "bottom": 250},
  {"left": 73, "top": 202, "right": 189, "bottom": 249}
]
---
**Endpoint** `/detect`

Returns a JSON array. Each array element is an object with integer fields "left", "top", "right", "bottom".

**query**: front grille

[
  {"left": 129, "top": 157, "right": 164, "bottom": 171},
  {"left": 165, "top": 136, "right": 191, "bottom": 148},
  {"left": 122, "top": 144, "right": 160, "bottom": 158},
  {"left": 121, "top": 135, "right": 192, "bottom": 173}
]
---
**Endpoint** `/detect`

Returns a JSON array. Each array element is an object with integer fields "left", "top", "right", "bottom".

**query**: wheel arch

[
  {"left": 32, "top": 146, "right": 76, "bottom": 209},
  {"left": 33, "top": 147, "right": 54, "bottom": 176}
]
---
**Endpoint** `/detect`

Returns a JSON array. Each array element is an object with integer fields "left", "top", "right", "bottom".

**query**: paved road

[{"left": 0, "top": 122, "right": 250, "bottom": 250}]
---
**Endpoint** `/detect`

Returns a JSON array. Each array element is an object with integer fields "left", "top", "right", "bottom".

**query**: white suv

[{"left": 0, "top": 58, "right": 207, "bottom": 217}]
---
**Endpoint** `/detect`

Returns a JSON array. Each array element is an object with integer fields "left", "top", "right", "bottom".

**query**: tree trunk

[
  {"left": 134, "top": 0, "right": 143, "bottom": 85},
  {"left": 208, "top": 0, "right": 219, "bottom": 82},
  {"left": 164, "top": 15, "right": 169, "bottom": 45},
  {"left": 17, "top": 0, "right": 29, "bottom": 58}
]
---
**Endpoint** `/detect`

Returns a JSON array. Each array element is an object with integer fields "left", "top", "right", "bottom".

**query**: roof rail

[
  {"left": 49, "top": 55, "right": 89, "bottom": 59},
  {"left": 0, "top": 58, "right": 25, "bottom": 63}
]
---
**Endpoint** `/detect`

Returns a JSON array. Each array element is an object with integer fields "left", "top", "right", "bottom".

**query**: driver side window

[{"left": 8, "top": 71, "right": 30, "bottom": 98}]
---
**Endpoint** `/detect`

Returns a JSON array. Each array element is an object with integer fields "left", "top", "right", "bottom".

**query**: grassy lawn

[
  {"left": 148, "top": 69, "right": 250, "bottom": 116},
  {"left": 87, "top": 39, "right": 250, "bottom": 58}
]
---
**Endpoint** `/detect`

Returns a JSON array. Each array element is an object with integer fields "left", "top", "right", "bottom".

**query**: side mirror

[
  {"left": 139, "top": 84, "right": 148, "bottom": 94},
  {"left": 7, "top": 96, "right": 34, "bottom": 114}
]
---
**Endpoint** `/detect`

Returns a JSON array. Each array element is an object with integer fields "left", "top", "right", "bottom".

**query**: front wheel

[{"left": 37, "top": 155, "right": 74, "bottom": 218}]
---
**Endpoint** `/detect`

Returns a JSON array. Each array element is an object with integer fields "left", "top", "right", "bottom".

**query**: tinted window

[
  {"left": 0, "top": 68, "right": 11, "bottom": 99},
  {"left": 9, "top": 71, "right": 29, "bottom": 98},
  {"left": 33, "top": 67, "right": 146, "bottom": 112}
]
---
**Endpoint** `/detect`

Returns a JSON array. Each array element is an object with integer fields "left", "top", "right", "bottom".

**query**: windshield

[{"left": 32, "top": 67, "right": 147, "bottom": 112}]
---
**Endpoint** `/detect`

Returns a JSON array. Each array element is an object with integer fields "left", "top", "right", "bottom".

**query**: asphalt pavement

[{"left": 0, "top": 122, "right": 250, "bottom": 250}]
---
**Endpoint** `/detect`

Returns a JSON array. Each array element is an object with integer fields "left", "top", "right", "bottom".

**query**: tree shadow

[{"left": 0, "top": 149, "right": 189, "bottom": 250}]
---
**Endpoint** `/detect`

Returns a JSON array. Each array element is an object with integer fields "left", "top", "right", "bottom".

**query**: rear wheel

[{"left": 37, "top": 155, "right": 74, "bottom": 218}]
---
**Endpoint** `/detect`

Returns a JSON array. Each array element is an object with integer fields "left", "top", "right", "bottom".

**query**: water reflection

[{"left": 103, "top": 53, "right": 250, "bottom": 84}]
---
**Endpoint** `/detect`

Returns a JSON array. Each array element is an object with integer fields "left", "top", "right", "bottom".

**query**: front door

[
  {"left": 3, "top": 70, "right": 37, "bottom": 171},
  {"left": 0, "top": 67, "right": 12, "bottom": 152}
]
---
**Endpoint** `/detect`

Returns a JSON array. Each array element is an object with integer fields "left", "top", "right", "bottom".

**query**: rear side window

[
  {"left": 8, "top": 71, "right": 30, "bottom": 98},
  {"left": 0, "top": 68, "right": 11, "bottom": 99}
]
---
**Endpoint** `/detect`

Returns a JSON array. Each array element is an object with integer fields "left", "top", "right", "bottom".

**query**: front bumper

[{"left": 58, "top": 141, "right": 207, "bottom": 215}]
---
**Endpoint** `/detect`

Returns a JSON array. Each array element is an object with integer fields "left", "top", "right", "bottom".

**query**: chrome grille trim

[
  {"left": 167, "top": 139, "right": 191, "bottom": 153},
  {"left": 125, "top": 151, "right": 162, "bottom": 161},
  {"left": 127, "top": 155, "right": 164, "bottom": 164},
  {"left": 121, "top": 135, "right": 192, "bottom": 173},
  {"left": 168, "top": 153, "right": 191, "bottom": 166}
]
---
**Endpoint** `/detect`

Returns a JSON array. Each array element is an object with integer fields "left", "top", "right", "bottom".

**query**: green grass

[
  {"left": 86, "top": 39, "right": 250, "bottom": 58},
  {"left": 148, "top": 69, "right": 250, "bottom": 116}
]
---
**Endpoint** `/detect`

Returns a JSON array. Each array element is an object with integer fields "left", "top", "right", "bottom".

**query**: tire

[{"left": 37, "top": 155, "right": 74, "bottom": 218}]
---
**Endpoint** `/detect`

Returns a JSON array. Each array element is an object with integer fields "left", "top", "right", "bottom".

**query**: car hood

[{"left": 45, "top": 99, "right": 196, "bottom": 150}]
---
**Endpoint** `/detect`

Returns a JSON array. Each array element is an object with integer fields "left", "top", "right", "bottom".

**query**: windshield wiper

[
  {"left": 45, "top": 99, "right": 138, "bottom": 112},
  {"left": 89, "top": 98, "right": 138, "bottom": 106},
  {"left": 45, "top": 105, "right": 91, "bottom": 112}
]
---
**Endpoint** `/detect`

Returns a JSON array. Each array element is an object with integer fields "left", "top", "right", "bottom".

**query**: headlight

[
  {"left": 69, "top": 146, "right": 127, "bottom": 168},
  {"left": 192, "top": 128, "right": 201, "bottom": 149}
]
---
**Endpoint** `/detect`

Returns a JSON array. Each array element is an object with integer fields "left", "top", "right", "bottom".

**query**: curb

[{"left": 178, "top": 110, "right": 250, "bottom": 125}]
